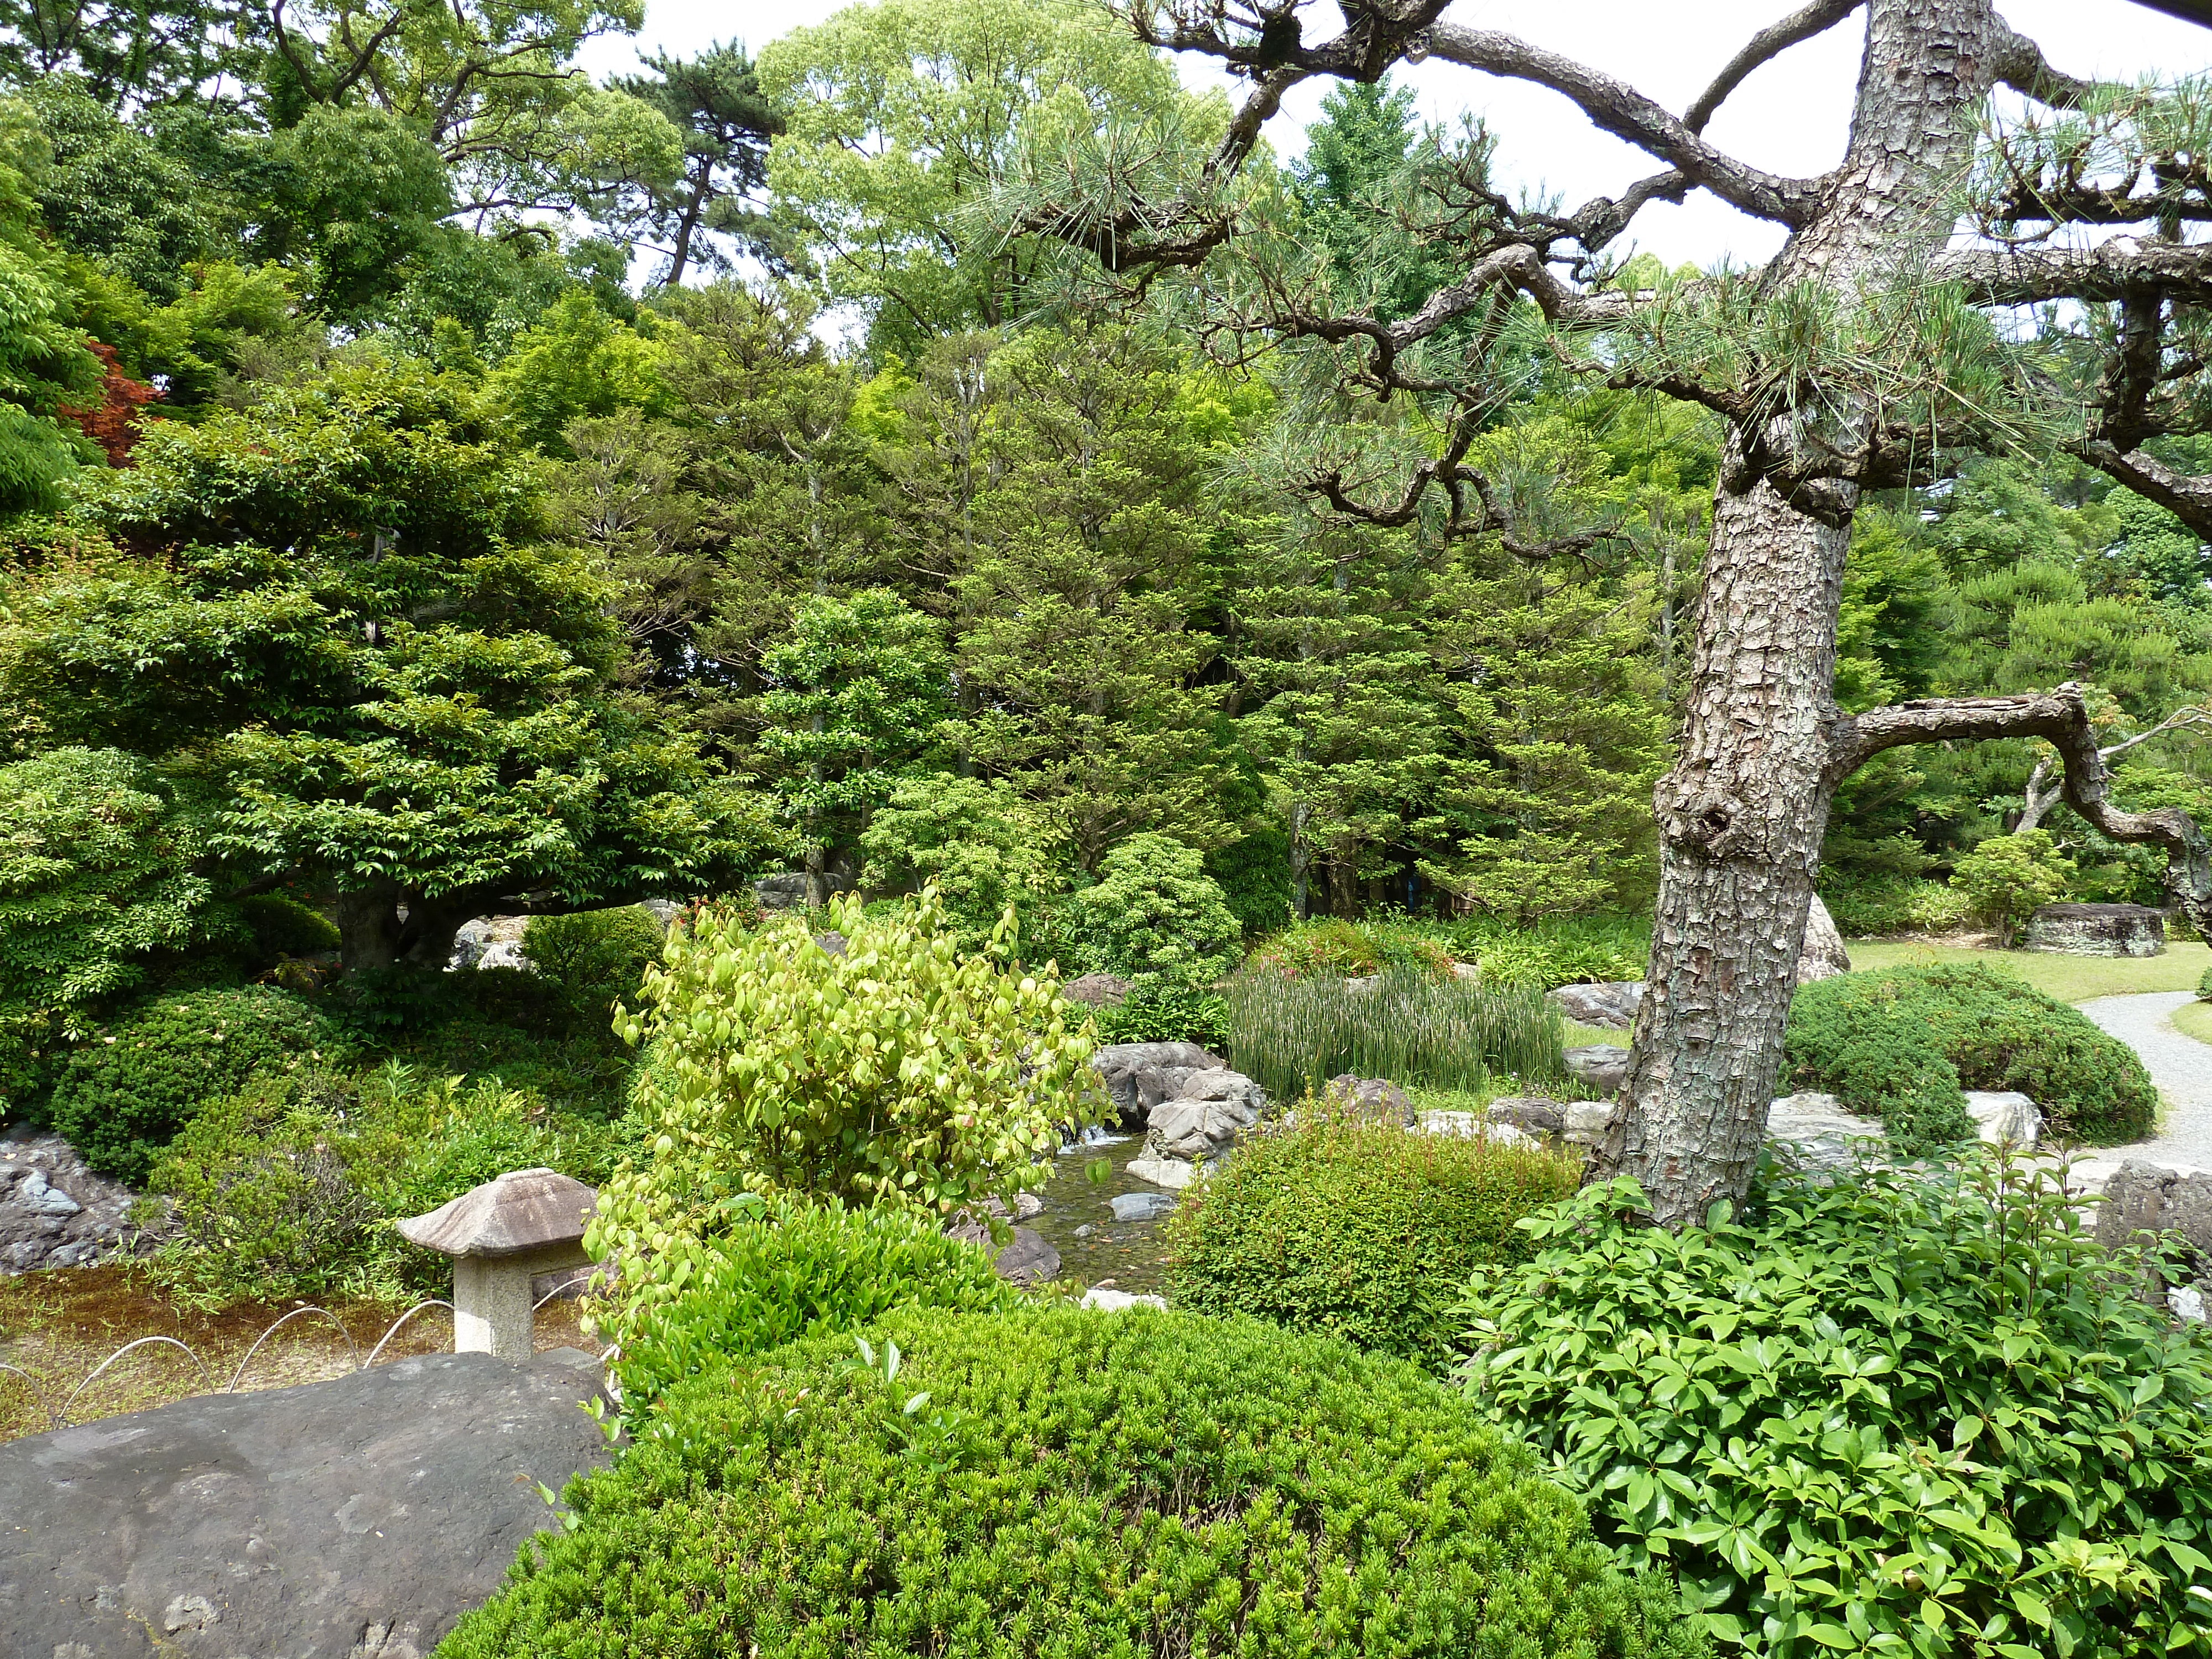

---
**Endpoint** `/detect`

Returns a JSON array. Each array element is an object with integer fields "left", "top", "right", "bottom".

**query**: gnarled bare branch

[
  {"left": 1989, "top": 27, "right": 2102, "bottom": 111},
  {"left": 1683, "top": 0, "right": 1863, "bottom": 134},
  {"left": 1935, "top": 238, "right": 2212, "bottom": 305},
  {"left": 1828, "top": 684, "right": 2212, "bottom": 935}
]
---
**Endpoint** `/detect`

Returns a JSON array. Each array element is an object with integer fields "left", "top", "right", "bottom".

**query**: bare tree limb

[
  {"left": 1683, "top": 0, "right": 1863, "bottom": 134},
  {"left": 1934, "top": 238, "right": 2212, "bottom": 305},
  {"left": 1425, "top": 25, "right": 1824, "bottom": 225},
  {"left": 2018, "top": 703, "right": 2212, "bottom": 830},
  {"left": 1828, "top": 684, "right": 2212, "bottom": 934},
  {"left": 1989, "top": 26, "right": 2102, "bottom": 110},
  {"left": 2074, "top": 438, "right": 2212, "bottom": 539}
]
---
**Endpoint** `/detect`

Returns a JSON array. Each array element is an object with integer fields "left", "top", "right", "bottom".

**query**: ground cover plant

[
  {"left": 1784, "top": 963, "right": 2158, "bottom": 1147},
  {"left": 1455, "top": 1156, "right": 2212, "bottom": 1659},
  {"left": 1227, "top": 967, "right": 1563, "bottom": 1102},
  {"left": 1815, "top": 877, "right": 1977, "bottom": 941},
  {"left": 1165, "top": 1109, "right": 1579, "bottom": 1368},
  {"left": 439, "top": 1306, "right": 1699, "bottom": 1659}
]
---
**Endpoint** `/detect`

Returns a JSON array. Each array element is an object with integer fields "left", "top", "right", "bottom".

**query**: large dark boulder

[
  {"left": 0, "top": 1349, "right": 612, "bottom": 1657},
  {"left": 2023, "top": 902, "right": 2167, "bottom": 958}
]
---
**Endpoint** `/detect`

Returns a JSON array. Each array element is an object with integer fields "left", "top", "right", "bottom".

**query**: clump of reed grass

[{"left": 1227, "top": 968, "right": 1564, "bottom": 1102}]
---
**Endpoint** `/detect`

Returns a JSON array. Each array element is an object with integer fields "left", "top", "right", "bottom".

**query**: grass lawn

[
  {"left": 1846, "top": 938, "right": 2211, "bottom": 1003},
  {"left": 2174, "top": 997, "right": 2212, "bottom": 1045}
]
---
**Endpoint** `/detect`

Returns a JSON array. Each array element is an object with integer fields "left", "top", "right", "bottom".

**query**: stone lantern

[{"left": 396, "top": 1168, "right": 597, "bottom": 1360}]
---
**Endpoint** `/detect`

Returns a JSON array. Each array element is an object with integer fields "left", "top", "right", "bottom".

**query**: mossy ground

[{"left": 1846, "top": 939, "right": 2210, "bottom": 1003}]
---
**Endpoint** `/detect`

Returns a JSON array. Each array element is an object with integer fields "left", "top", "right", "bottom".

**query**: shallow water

[{"left": 1027, "top": 1131, "right": 1180, "bottom": 1295}]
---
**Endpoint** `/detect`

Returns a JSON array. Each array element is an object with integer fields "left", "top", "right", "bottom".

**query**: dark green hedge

[
  {"left": 1164, "top": 1114, "right": 1580, "bottom": 1368},
  {"left": 49, "top": 984, "right": 348, "bottom": 1181},
  {"left": 440, "top": 1307, "right": 1697, "bottom": 1659},
  {"left": 1784, "top": 963, "right": 2156, "bottom": 1147}
]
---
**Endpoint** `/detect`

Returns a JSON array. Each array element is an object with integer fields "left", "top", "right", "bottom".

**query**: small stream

[{"left": 1026, "top": 1131, "right": 1181, "bottom": 1296}]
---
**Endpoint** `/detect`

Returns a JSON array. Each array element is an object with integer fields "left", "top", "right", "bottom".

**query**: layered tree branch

[
  {"left": 1828, "top": 684, "right": 2212, "bottom": 935},
  {"left": 1989, "top": 26, "right": 2101, "bottom": 110},
  {"left": 1934, "top": 239, "right": 2212, "bottom": 306}
]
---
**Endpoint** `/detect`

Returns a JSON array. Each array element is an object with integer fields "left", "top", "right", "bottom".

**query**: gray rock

[
  {"left": 1062, "top": 973, "right": 1133, "bottom": 1008},
  {"left": 447, "top": 914, "right": 530, "bottom": 972},
  {"left": 2171, "top": 1286, "right": 2206, "bottom": 1323},
  {"left": 0, "top": 1129, "right": 152, "bottom": 1275},
  {"left": 2096, "top": 1160, "right": 2212, "bottom": 1291},
  {"left": 1486, "top": 1096, "right": 1566, "bottom": 1137},
  {"left": 1080, "top": 1287, "right": 1167, "bottom": 1312},
  {"left": 991, "top": 1227, "right": 1060, "bottom": 1286},
  {"left": 1562, "top": 1045, "right": 1631, "bottom": 1097},
  {"left": 1144, "top": 1069, "right": 1265, "bottom": 1162},
  {"left": 1126, "top": 1156, "right": 1198, "bottom": 1190},
  {"left": 1091, "top": 1041, "right": 1225, "bottom": 1127},
  {"left": 813, "top": 930, "right": 848, "bottom": 958},
  {"left": 1419, "top": 1113, "right": 1540, "bottom": 1148},
  {"left": 1109, "top": 1191, "right": 1178, "bottom": 1223},
  {"left": 1765, "top": 1092, "right": 1886, "bottom": 1172},
  {"left": 753, "top": 872, "right": 853, "bottom": 911},
  {"left": 1547, "top": 982, "right": 1643, "bottom": 1029},
  {"left": 1072, "top": 1224, "right": 1094, "bottom": 1239},
  {"left": 1797, "top": 894, "right": 1854, "bottom": 984},
  {"left": 1562, "top": 1100, "right": 1618, "bottom": 1147},
  {"left": 2025, "top": 901, "right": 2166, "bottom": 958},
  {"left": 0, "top": 1349, "right": 612, "bottom": 1658},
  {"left": 1325, "top": 1073, "right": 1415, "bottom": 1126},
  {"left": 1964, "top": 1089, "right": 2041, "bottom": 1148}
]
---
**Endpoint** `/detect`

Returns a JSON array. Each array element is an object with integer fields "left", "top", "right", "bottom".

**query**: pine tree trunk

[{"left": 1601, "top": 0, "right": 2009, "bottom": 1224}]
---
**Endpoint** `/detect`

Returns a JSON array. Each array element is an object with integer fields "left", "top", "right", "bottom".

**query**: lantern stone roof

[{"left": 395, "top": 1168, "right": 597, "bottom": 1259}]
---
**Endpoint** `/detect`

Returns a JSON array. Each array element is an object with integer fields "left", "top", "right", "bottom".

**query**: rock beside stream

[{"left": 0, "top": 1126, "right": 152, "bottom": 1274}]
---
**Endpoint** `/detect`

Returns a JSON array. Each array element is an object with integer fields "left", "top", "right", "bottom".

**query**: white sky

[{"left": 581, "top": 0, "right": 2212, "bottom": 270}]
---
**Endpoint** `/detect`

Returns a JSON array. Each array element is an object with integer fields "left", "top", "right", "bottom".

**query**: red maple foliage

[{"left": 57, "top": 341, "right": 160, "bottom": 467}]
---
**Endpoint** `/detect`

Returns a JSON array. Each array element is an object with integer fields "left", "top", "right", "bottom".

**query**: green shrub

[
  {"left": 1456, "top": 1158, "right": 2212, "bottom": 1659},
  {"left": 2198, "top": 961, "right": 2211, "bottom": 1000},
  {"left": 1949, "top": 828, "right": 2077, "bottom": 946},
  {"left": 599, "top": 887, "right": 1103, "bottom": 1256},
  {"left": 440, "top": 1307, "right": 1697, "bottom": 1659},
  {"left": 1167, "top": 1112, "right": 1580, "bottom": 1369},
  {"left": 49, "top": 984, "right": 348, "bottom": 1181},
  {"left": 857, "top": 773, "right": 1068, "bottom": 957},
  {"left": 1786, "top": 963, "right": 2157, "bottom": 1146},
  {"left": 523, "top": 905, "right": 665, "bottom": 1027},
  {"left": 143, "top": 1062, "right": 639, "bottom": 1305},
  {"left": 1434, "top": 912, "right": 1651, "bottom": 989},
  {"left": 0, "top": 745, "right": 227, "bottom": 1120},
  {"left": 234, "top": 893, "right": 340, "bottom": 962},
  {"left": 1249, "top": 915, "right": 1454, "bottom": 980},
  {"left": 1091, "top": 981, "right": 1230, "bottom": 1047},
  {"left": 1816, "top": 875, "right": 1975, "bottom": 938},
  {"left": 1063, "top": 832, "right": 1241, "bottom": 989},
  {"left": 1228, "top": 968, "right": 1563, "bottom": 1100},
  {"left": 593, "top": 1193, "right": 1015, "bottom": 1408}
]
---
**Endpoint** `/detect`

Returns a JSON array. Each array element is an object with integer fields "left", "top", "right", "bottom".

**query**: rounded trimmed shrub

[
  {"left": 1785, "top": 962, "right": 2157, "bottom": 1146},
  {"left": 234, "top": 893, "right": 340, "bottom": 962},
  {"left": 599, "top": 1193, "right": 1017, "bottom": 1408},
  {"left": 1165, "top": 1113, "right": 1581, "bottom": 1368},
  {"left": 49, "top": 985, "right": 348, "bottom": 1181},
  {"left": 440, "top": 1307, "right": 1697, "bottom": 1659},
  {"left": 523, "top": 904, "right": 665, "bottom": 1027}
]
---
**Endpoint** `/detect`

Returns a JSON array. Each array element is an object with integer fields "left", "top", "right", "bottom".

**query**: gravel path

[{"left": 2078, "top": 991, "right": 2212, "bottom": 1174}]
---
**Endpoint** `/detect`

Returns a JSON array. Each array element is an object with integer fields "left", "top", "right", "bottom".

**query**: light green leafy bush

[
  {"left": 1456, "top": 1159, "right": 2212, "bottom": 1659},
  {"left": 1063, "top": 832, "right": 1241, "bottom": 989},
  {"left": 1228, "top": 968, "right": 1563, "bottom": 1100},
  {"left": 522, "top": 904, "right": 665, "bottom": 1027},
  {"left": 1166, "top": 1111, "right": 1580, "bottom": 1369},
  {"left": 1785, "top": 963, "right": 2156, "bottom": 1147},
  {"left": 858, "top": 773, "right": 1068, "bottom": 957},
  {"left": 592, "top": 1193, "right": 1014, "bottom": 1409},
  {"left": 1949, "top": 830, "right": 2077, "bottom": 946},
  {"left": 1435, "top": 912, "right": 1651, "bottom": 989},
  {"left": 439, "top": 1307, "right": 1699, "bottom": 1659},
  {"left": 597, "top": 887, "right": 1103, "bottom": 1257},
  {"left": 1817, "top": 876, "right": 1975, "bottom": 938},
  {"left": 50, "top": 984, "right": 348, "bottom": 1181}
]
